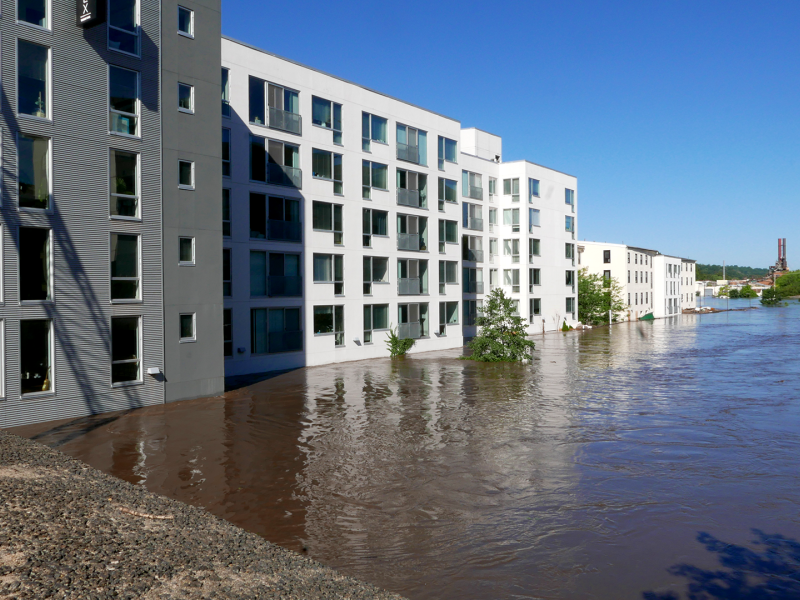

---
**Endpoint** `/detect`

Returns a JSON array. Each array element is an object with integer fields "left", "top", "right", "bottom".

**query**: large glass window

[
  {"left": 20, "top": 227, "right": 50, "bottom": 301},
  {"left": 18, "top": 0, "right": 48, "bottom": 27},
  {"left": 179, "top": 313, "right": 196, "bottom": 342},
  {"left": 21, "top": 319, "right": 52, "bottom": 395},
  {"left": 396, "top": 124, "right": 427, "bottom": 166},
  {"left": 111, "top": 316, "right": 140, "bottom": 384},
  {"left": 504, "top": 239, "right": 520, "bottom": 263},
  {"left": 178, "top": 83, "right": 194, "bottom": 112},
  {"left": 462, "top": 170, "right": 483, "bottom": 200},
  {"left": 566, "top": 215, "right": 575, "bottom": 233},
  {"left": 312, "top": 201, "right": 343, "bottom": 245},
  {"left": 18, "top": 134, "right": 49, "bottom": 210},
  {"left": 529, "top": 178, "right": 540, "bottom": 201},
  {"left": 362, "top": 160, "right": 388, "bottom": 199},
  {"left": 504, "top": 269, "right": 520, "bottom": 293},
  {"left": 222, "top": 128, "right": 231, "bottom": 177},
  {"left": 179, "top": 160, "right": 194, "bottom": 189},
  {"left": 363, "top": 304, "right": 389, "bottom": 343},
  {"left": 438, "top": 219, "right": 458, "bottom": 252},
  {"left": 504, "top": 208, "right": 520, "bottom": 233},
  {"left": 18, "top": 40, "right": 49, "bottom": 118},
  {"left": 249, "top": 77, "right": 301, "bottom": 133},
  {"left": 250, "top": 251, "right": 267, "bottom": 297},
  {"left": 529, "top": 268, "right": 541, "bottom": 290},
  {"left": 111, "top": 233, "right": 139, "bottom": 300},
  {"left": 179, "top": 237, "right": 194, "bottom": 265},
  {"left": 224, "top": 309, "right": 232, "bottom": 357},
  {"left": 314, "top": 305, "right": 344, "bottom": 347},
  {"left": 221, "top": 68, "right": 230, "bottom": 117},
  {"left": 362, "top": 112, "right": 388, "bottom": 151},
  {"left": 312, "top": 149, "right": 343, "bottom": 194},
  {"left": 530, "top": 298, "right": 541, "bottom": 320},
  {"left": 529, "top": 238, "right": 541, "bottom": 260},
  {"left": 250, "top": 136, "right": 301, "bottom": 188},
  {"left": 437, "top": 136, "right": 457, "bottom": 170},
  {"left": 565, "top": 188, "right": 575, "bottom": 207},
  {"left": 362, "top": 208, "right": 388, "bottom": 247},
  {"left": 437, "top": 178, "right": 457, "bottom": 211},
  {"left": 177, "top": 6, "right": 193, "bottom": 37},
  {"left": 222, "top": 189, "right": 231, "bottom": 236},
  {"left": 313, "top": 254, "right": 344, "bottom": 295},
  {"left": 109, "top": 66, "right": 138, "bottom": 136},
  {"left": 110, "top": 149, "right": 139, "bottom": 217},
  {"left": 439, "top": 301, "right": 459, "bottom": 334},
  {"left": 108, "top": 0, "right": 140, "bottom": 56},
  {"left": 251, "top": 307, "right": 302, "bottom": 354},
  {"left": 503, "top": 178, "right": 520, "bottom": 202},
  {"left": 223, "top": 248, "right": 231, "bottom": 296},
  {"left": 313, "top": 96, "right": 342, "bottom": 145},
  {"left": 363, "top": 256, "right": 389, "bottom": 294},
  {"left": 529, "top": 208, "right": 540, "bottom": 232}
]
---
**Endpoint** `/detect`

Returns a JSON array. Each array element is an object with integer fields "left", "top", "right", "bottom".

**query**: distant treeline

[{"left": 696, "top": 264, "right": 769, "bottom": 281}]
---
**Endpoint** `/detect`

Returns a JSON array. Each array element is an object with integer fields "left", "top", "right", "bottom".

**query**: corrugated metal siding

[{"left": 0, "top": 0, "right": 165, "bottom": 428}]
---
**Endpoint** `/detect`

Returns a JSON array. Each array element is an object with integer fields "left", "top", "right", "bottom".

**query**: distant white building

[{"left": 681, "top": 259, "right": 697, "bottom": 309}]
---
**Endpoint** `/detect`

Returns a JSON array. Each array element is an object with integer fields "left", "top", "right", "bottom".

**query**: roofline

[
  {"left": 500, "top": 159, "right": 576, "bottom": 179},
  {"left": 459, "top": 151, "right": 500, "bottom": 165},
  {"left": 222, "top": 35, "right": 461, "bottom": 124},
  {"left": 461, "top": 126, "right": 503, "bottom": 138},
  {"left": 580, "top": 241, "right": 659, "bottom": 254}
]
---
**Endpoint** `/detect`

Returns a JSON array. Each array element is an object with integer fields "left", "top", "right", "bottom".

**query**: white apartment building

[
  {"left": 653, "top": 255, "right": 684, "bottom": 318},
  {"left": 681, "top": 259, "right": 698, "bottom": 309},
  {"left": 220, "top": 37, "right": 578, "bottom": 376},
  {"left": 579, "top": 242, "right": 656, "bottom": 320}
]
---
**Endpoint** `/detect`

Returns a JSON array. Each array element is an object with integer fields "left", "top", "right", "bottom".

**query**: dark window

[
  {"left": 21, "top": 319, "right": 52, "bottom": 394},
  {"left": 20, "top": 227, "right": 50, "bottom": 301},
  {"left": 111, "top": 317, "right": 140, "bottom": 383}
]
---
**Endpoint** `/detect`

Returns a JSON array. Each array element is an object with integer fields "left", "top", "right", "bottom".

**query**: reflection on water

[{"left": 11, "top": 300, "right": 800, "bottom": 600}]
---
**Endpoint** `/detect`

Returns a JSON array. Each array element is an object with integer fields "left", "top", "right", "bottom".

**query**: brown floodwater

[{"left": 10, "top": 298, "right": 800, "bottom": 599}]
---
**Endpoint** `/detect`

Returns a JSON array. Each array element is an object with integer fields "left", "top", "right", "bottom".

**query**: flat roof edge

[
  {"left": 500, "top": 159, "right": 576, "bottom": 179},
  {"left": 222, "top": 35, "right": 461, "bottom": 125}
]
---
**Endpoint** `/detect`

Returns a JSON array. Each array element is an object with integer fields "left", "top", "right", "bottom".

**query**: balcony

[
  {"left": 397, "top": 188, "right": 420, "bottom": 208},
  {"left": 268, "top": 275, "right": 302, "bottom": 297},
  {"left": 465, "top": 217, "right": 484, "bottom": 232},
  {"left": 463, "top": 281, "right": 484, "bottom": 294},
  {"left": 268, "top": 330, "right": 303, "bottom": 353},
  {"left": 464, "top": 185, "right": 483, "bottom": 201},
  {"left": 397, "top": 143, "right": 420, "bottom": 164},
  {"left": 398, "top": 322, "right": 421, "bottom": 340},
  {"left": 269, "top": 107, "right": 302, "bottom": 135},
  {"left": 398, "top": 278, "right": 420, "bottom": 295},
  {"left": 398, "top": 233, "right": 420, "bottom": 251},
  {"left": 268, "top": 220, "right": 302, "bottom": 242},
  {"left": 464, "top": 311, "right": 478, "bottom": 327},
  {"left": 462, "top": 248, "right": 484, "bottom": 262},
  {"left": 267, "top": 164, "right": 302, "bottom": 189}
]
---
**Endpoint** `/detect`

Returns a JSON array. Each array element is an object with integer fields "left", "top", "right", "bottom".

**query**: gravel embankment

[{"left": 0, "top": 432, "right": 405, "bottom": 600}]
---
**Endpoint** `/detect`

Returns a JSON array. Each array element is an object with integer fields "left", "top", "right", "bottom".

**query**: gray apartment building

[{"left": 0, "top": 0, "right": 224, "bottom": 428}]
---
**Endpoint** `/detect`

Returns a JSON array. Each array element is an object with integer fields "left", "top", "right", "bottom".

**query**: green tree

[
  {"left": 577, "top": 268, "right": 626, "bottom": 326},
  {"left": 729, "top": 287, "right": 741, "bottom": 299},
  {"left": 464, "top": 288, "right": 535, "bottom": 362},
  {"left": 385, "top": 326, "right": 415, "bottom": 357},
  {"left": 718, "top": 285, "right": 731, "bottom": 298},
  {"left": 775, "top": 271, "right": 800, "bottom": 297},
  {"left": 739, "top": 285, "right": 758, "bottom": 299},
  {"left": 760, "top": 287, "right": 784, "bottom": 306},
  {"left": 696, "top": 264, "right": 769, "bottom": 280}
]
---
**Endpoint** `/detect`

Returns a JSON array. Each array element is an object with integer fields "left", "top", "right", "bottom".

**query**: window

[
  {"left": 489, "top": 178, "right": 497, "bottom": 199},
  {"left": 503, "top": 178, "right": 520, "bottom": 202},
  {"left": 398, "top": 302, "right": 428, "bottom": 339},
  {"left": 529, "top": 178, "right": 540, "bottom": 201},
  {"left": 397, "top": 124, "right": 427, "bottom": 165},
  {"left": 250, "top": 251, "right": 267, "bottom": 297},
  {"left": 566, "top": 244, "right": 575, "bottom": 260},
  {"left": 179, "top": 160, "right": 194, "bottom": 189},
  {"left": 251, "top": 307, "right": 303, "bottom": 354},
  {"left": 635, "top": 254, "right": 639, "bottom": 265},
  {"left": 566, "top": 297, "right": 576, "bottom": 316},
  {"left": 18, "top": 134, "right": 50, "bottom": 210},
  {"left": 530, "top": 298, "right": 541, "bottom": 320},
  {"left": 109, "top": 66, "right": 138, "bottom": 135},
  {"left": 504, "top": 239, "right": 520, "bottom": 263},
  {"left": 20, "top": 319, "right": 52, "bottom": 395},
  {"left": 362, "top": 208, "right": 388, "bottom": 247},
  {"left": 504, "top": 269, "right": 520, "bottom": 293},
  {"left": 566, "top": 216, "right": 575, "bottom": 233},
  {"left": 312, "top": 97, "right": 342, "bottom": 144},
  {"left": 603, "top": 270, "right": 611, "bottom": 280},
  {"left": 18, "top": 40, "right": 49, "bottom": 118},
  {"left": 628, "top": 252, "right": 631, "bottom": 263},
  {"left": 312, "top": 201, "right": 343, "bottom": 245},
  {"left": 437, "top": 136, "right": 457, "bottom": 169},
  {"left": 439, "top": 260, "right": 458, "bottom": 294},
  {"left": 462, "top": 171, "right": 483, "bottom": 200},
  {"left": 314, "top": 305, "right": 344, "bottom": 346},
  {"left": 438, "top": 219, "right": 457, "bottom": 253},
  {"left": 223, "top": 309, "right": 233, "bottom": 357},
  {"left": 223, "top": 248, "right": 231, "bottom": 296},
  {"left": 179, "top": 237, "right": 195, "bottom": 265},
  {"left": 635, "top": 293, "right": 639, "bottom": 305},
  {"left": 251, "top": 194, "right": 301, "bottom": 242},
  {"left": 19, "top": 0, "right": 48, "bottom": 27},
  {"left": 362, "top": 160, "right": 388, "bottom": 199},
  {"left": 437, "top": 178, "right": 457, "bottom": 210},
  {"left": 489, "top": 238, "right": 498, "bottom": 262},
  {"left": 111, "top": 316, "right": 140, "bottom": 384},
  {"left": 628, "top": 293, "right": 631, "bottom": 306},
  {"left": 363, "top": 256, "right": 389, "bottom": 294},
  {"left": 488, "top": 208, "right": 497, "bottom": 232},
  {"left": 262, "top": 252, "right": 302, "bottom": 297},
  {"left": 313, "top": 254, "right": 344, "bottom": 295},
  {"left": 566, "top": 270, "right": 575, "bottom": 287},
  {"left": 222, "top": 189, "right": 231, "bottom": 236},
  {"left": 398, "top": 258, "right": 428, "bottom": 295},
  {"left": 20, "top": 227, "right": 51, "bottom": 301},
  {"left": 109, "top": 0, "right": 140, "bottom": 55},
  {"left": 253, "top": 136, "right": 302, "bottom": 188},
  {"left": 221, "top": 68, "right": 230, "bottom": 117},
  {"left": 177, "top": 6, "right": 193, "bottom": 37},
  {"left": 438, "top": 301, "right": 459, "bottom": 334},
  {"left": 603, "top": 250, "right": 611, "bottom": 263},
  {"left": 529, "top": 268, "right": 541, "bottom": 291},
  {"left": 397, "top": 215, "right": 428, "bottom": 252},
  {"left": 363, "top": 304, "right": 389, "bottom": 343},
  {"left": 109, "top": 149, "right": 138, "bottom": 217},
  {"left": 111, "top": 233, "right": 139, "bottom": 301},
  {"left": 462, "top": 267, "right": 482, "bottom": 294},
  {"left": 179, "top": 313, "right": 196, "bottom": 342},
  {"left": 362, "top": 112, "right": 388, "bottom": 151},
  {"left": 565, "top": 188, "right": 575, "bottom": 209},
  {"left": 222, "top": 128, "right": 231, "bottom": 177},
  {"left": 463, "top": 299, "right": 480, "bottom": 326},
  {"left": 489, "top": 268, "right": 498, "bottom": 290},
  {"left": 635, "top": 271, "right": 639, "bottom": 283},
  {"left": 312, "top": 149, "right": 343, "bottom": 194},
  {"left": 529, "top": 208, "right": 540, "bottom": 232},
  {"left": 178, "top": 83, "right": 194, "bottom": 113},
  {"left": 397, "top": 169, "right": 428, "bottom": 209},
  {"left": 628, "top": 270, "right": 631, "bottom": 283},
  {"left": 503, "top": 208, "right": 520, "bottom": 233},
  {"left": 529, "top": 238, "right": 541, "bottom": 260},
  {"left": 249, "top": 77, "right": 301, "bottom": 134}
]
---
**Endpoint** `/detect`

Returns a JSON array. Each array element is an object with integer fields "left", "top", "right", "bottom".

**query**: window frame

[
  {"left": 529, "top": 178, "right": 540, "bottom": 201},
  {"left": 437, "top": 136, "right": 458, "bottom": 170},
  {"left": 362, "top": 160, "right": 389, "bottom": 198},
  {"left": 221, "top": 68, "right": 231, "bottom": 117},
  {"left": 361, "top": 111, "right": 388, "bottom": 151},
  {"left": 110, "top": 315, "right": 142, "bottom": 387},
  {"left": 108, "top": 64, "right": 140, "bottom": 138},
  {"left": 363, "top": 256, "right": 390, "bottom": 295},
  {"left": 313, "top": 305, "right": 345, "bottom": 347},
  {"left": 529, "top": 298, "right": 541, "bottom": 320},
  {"left": 312, "top": 96, "right": 343, "bottom": 145},
  {"left": 17, "top": 0, "right": 51, "bottom": 30},
  {"left": 178, "top": 82, "right": 194, "bottom": 114},
  {"left": 17, "top": 39, "right": 52, "bottom": 121},
  {"left": 19, "top": 226, "right": 53, "bottom": 304},
  {"left": 107, "top": 0, "right": 141, "bottom": 58},
  {"left": 222, "top": 188, "right": 232, "bottom": 237},
  {"left": 109, "top": 148, "right": 140, "bottom": 220},
  {"left": 312, "top": 201, "right": 343, "bottom": 245},
  {"left": 313, "top": 254, "right": 344, "bottom": 295},
  {"left": 223, "top": 309, "right": 233, "bottom": 357},
  {"left": 223, "top": 248, "right": 232, "bottom": 297},
  {"left": 437, "top": 177, "right": 458, "bottom": 211},
  {"left": 110, "top": 232, "right": 141, "bottom": 303},
  {"left": 177, "top": 5, "right": 194, "bottom": 38},
  {"left": 363, "top": 303, "right": 390, "bottom": 343},
  {"left": 222, "top": 128, "right": 231, "bottom": 177},
  {"left": 17, "top": 132, "right": 52, "bottom": 213},
  {"left": 20, "top": 318, "right": 54, "bottom": 398},
  {"left": 362, "top": 208, "right": 389, "bottom": 247},
  {"left": 179, "top": 312, "right": 197, "bottom": 343},
  {"left": 312, "top": 148, "right": 343, "bottom": 194},
  {"left": 179, "top": 236, "right": 195, "bottom": 266},
  {"left": 529, "top": 268, "right": 541, "bottom": 291},
  {"left": 178, "top": 159, "right": 195, "bottom": 190}
]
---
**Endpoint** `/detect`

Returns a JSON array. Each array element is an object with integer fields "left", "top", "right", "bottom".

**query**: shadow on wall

[{"left": 642, "top": 530, "right": 800, "bottom": 600}]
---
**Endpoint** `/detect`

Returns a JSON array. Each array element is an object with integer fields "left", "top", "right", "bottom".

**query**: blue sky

[{"left": 222, "top": 0, "right": 799, "bottom": 268}]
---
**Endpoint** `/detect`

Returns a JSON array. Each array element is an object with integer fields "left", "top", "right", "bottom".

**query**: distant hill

[{"left": 696, "top": 264, "right": 769, "bottom": 281}]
